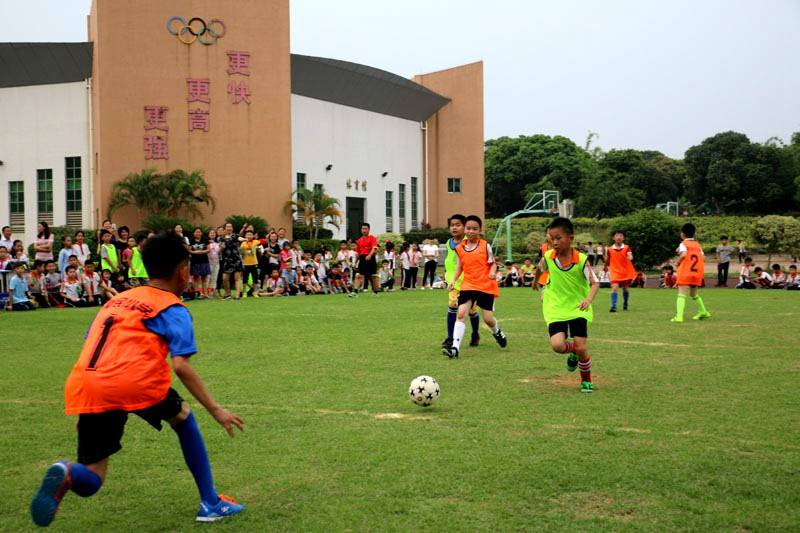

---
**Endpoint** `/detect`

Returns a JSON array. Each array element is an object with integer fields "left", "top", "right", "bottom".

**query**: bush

[
  {"left": 142, "top": 214, "right": 191, "bottom": 233},
  {"left": 377, "top": 233, "right": 404, "bottom": 248},
  {"left": 226, "top": 215, "right": 269, "bottom": 236},
  {"left": 750, "top": 215, "right": 800, "bottom": 262},
  {"left": 292, "top": 223, "right": 333, "bottom": 240},
  {"left": 611, "top": 209, "right": 681, "bottom": 269},
  {"left": 297, "top": 239, "right": 340, "bottom": 255},
  {"left": 402, "top": 228, "right": 451, "bottom": 243}
]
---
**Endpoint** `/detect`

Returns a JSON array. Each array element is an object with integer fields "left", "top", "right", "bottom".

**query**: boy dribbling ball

[
  {"left": 442, "top": 215, "right": 507, "bottom": 359},
  {"left": 533, "top": 217, "right": 600, "bottom": 393},
  {"left": 30, "top": 232, "right": 245, "bottom": 527},
  {"left": 671, "top": 223, "right": 711, "bottom": 322}
]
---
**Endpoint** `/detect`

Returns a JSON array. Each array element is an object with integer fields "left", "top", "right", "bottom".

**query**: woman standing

[
  {"left": 34, "top": 222, "right": 54, "bottom": 262},
  {"left": 207, "top": 229, "right": 221, "bottom": 298},
  {"left": 421, "top": 238, "right": 439, "bottom": 289},
  {"left": 189, "top": 227, "right": 211, "bottom": 298}
]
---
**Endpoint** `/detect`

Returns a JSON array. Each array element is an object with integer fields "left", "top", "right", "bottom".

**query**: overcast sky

[{"left": 3, "top": 0, "right": 798, "bottom": 158}]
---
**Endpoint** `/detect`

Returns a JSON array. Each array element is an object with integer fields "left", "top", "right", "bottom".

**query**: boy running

[
  {"left": 442, "top": 214, "right": 481, "bottom": 350},
  {"left": 30, "top": 232, "right": 244, "bottom": 527},
  {"left": 605, "top": 230, "right": 636, "bottom": 312},
  {"left": 443, "top": 215, "right": 507, "bottom": 359},
  {"left": 671, "top": 223, "right": 711, "bottom": 322},
  {"left": 533, "top": 217, "right": 600, "bottom": 393}
]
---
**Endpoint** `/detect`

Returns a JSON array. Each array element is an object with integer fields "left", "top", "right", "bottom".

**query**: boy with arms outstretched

[
  {"left": 443, "top": 215, "right": 507, "bottom": 359},
  {"left": 31, "top": 232, "right": 245, "bottom": 527},
  {"left": 605, "top": 230, "right": 636, "bottom": 312},
  {"left": 442, "top": 214, "right": 481, "bottom": 351},
  {"left": 671, "top": 223, "right": 711, "bottom": 322},
  {"left": 533, "top": 217, "right": 600, "bottom": 393}
]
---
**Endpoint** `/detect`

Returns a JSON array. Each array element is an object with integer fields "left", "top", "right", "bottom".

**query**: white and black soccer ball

[{"left": 408, "top": 375, "right": 440, "bottom": 407}]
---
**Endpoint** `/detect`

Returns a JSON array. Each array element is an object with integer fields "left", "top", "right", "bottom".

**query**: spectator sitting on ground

[
  {"left": 83, "top": 262, "right": 102, "bottom": 305},
  {"left": 328, "top": 263, "right": 352, "bottom": 296},
  {"left": 258, "top": 269, "right": 286, "bottom": 297},
  {"left": 786, "top": 265, "right": 799, "bottom": 290},
  {"left": 44, "top": 261, "right": 63, "bottom": 306},
  {"left": 379, "top": 259, "right": 395, "bottom": 291},
  {"left": 736, "top": 257, "right": 755, "bottom": 289},
  {"left": 61, "top": 265, "right": 87, "bottom": 307},
  {"left": 29, "top": 260, "right": 49, "bottom": 308},
  {"left": 301, "top": 264, "right": 322, "bottom": 294},
  {"left": 113, "top": 271, "right": 130, "bottom": 293},
  {"left": 8, "top": 262, "right": 35, "bottom": 311},
  {"left": 597, "top": 266, "right": 611, "bottom": 289},
  {"left": 752, "top": 266, "right": 772, "bottom": 288},
  {"left": 100, "top": 269, "right": 119, "bottom": 300},
  {"left": 520, "top": 258, "right": 534, "bottom": 287},
  {"left": 631, "top": 270, "right": 647, "bottom": 288},
  {"left": 660, "top": 265, "right": 677, "bottom": 288},
  {"left": 770, "top": 264, "right": 787, "bottom": 289},
  {"left": 503, "top": 261, "right": 520, "bottom": 287},
  {"left": 312, "top": 253, "right": 328, "bottom": 293},
  {"left": 64, "top": 255, "right": 81, "bottom": 281}
]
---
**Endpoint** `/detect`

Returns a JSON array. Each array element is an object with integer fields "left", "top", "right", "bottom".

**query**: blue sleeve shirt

[
  {"left": 142, "top": 304, "right": 198, "bottom": 357},
  {"left": 10, "top": 275, "right": 29, "bottom": 304}
]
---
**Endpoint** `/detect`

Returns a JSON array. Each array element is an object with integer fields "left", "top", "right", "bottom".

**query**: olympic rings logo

[{"left": 166, "top": 17, "right": 226, "bottom": 45}]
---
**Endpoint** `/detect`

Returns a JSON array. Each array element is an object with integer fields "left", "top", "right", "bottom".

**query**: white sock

[
  {"left": 490, "top": 321, "right": 500, "bottom": 334},
  {"left": 452, "top": 321, "right": 466, "bottom": 350}
]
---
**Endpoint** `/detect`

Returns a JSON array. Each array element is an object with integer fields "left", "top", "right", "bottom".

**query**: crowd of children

[{"left": 2, "top": 220, "right": 798, "bottom": 312}]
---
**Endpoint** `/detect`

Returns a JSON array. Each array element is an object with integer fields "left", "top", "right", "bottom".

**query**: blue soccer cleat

[
  {"left": 196, "top": 494, "right": 244, "bottom": 522},
  {"left": 31, "top": 461, "right": 71, "bottom": 527}
]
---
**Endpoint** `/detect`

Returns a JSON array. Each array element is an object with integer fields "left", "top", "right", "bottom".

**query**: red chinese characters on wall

[
  {"left": 186, "top": 78, "right": 211, "bottom": 132},
  {"left": 143, "top": 106, "right": 169, "bottom": 159},
  {"left": 226, "top": 51, "right": 250, "bottom": 76},
  {"left": 186, "top": 79, "right": 211, "bottom": 103},
  {"left": 226, "top": 50, "right": 251, "bottom": 105}
]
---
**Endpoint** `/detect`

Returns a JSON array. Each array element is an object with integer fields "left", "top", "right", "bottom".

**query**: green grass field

[{"left": 4, "top": 288, "right": 800, "bottom": 531}]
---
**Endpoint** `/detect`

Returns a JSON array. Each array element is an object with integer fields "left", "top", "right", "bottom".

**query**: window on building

[
  {"left": 37, "top": 169, "right": 53, "bottom": 224},
  {"left": 296, "top": 172, "right": 306, "bottom": 190},
  {"left": 398, "top": 184, "right": 406, "bottom": 233},
  {"left": 411, "top": 177, "right": 418, "bottom": 229},
  {"left": 385, "top": 190, "right": 393, "bottom": 233},
  {"left": 313, "top": 183, "right": 323, "bottom": 195},
  {"left": 447, "top": 177, "right": 462, "bottom": 194},
  {"left": 65, "top": 157, "right": 82, "bottom": 227},
  {"left": 9, "top": 181, "right": 24, "bottom": 231}
]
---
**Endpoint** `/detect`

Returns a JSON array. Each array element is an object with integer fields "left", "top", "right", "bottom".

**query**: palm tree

[
  {"left": 106, "top": 168, "right": 216, "bottom": 219},
  {"left": 285, "top": 186, "right": 344, "bottom": 242},
  {"left": 107, "top": 167, "right": 162, "bottom": 218},
  {"left": 160, "top": 169, "right": 216, "bottom": 218}
]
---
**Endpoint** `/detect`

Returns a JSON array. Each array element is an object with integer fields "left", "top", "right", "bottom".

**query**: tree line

[{"left": 485, "top": 131, "right": 800, "bottom": 218}]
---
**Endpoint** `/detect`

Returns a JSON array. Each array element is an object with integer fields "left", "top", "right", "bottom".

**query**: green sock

[
  {"left": 692, "top": 295, "right": 708, "bottom": 314},
  {"left": 676, "top": 294, "right": 686, "bottom": 319}
]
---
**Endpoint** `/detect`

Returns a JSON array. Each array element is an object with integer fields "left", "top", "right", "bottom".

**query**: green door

[{"left": 346, "top": 197, "right": 365, "bottom": 240}]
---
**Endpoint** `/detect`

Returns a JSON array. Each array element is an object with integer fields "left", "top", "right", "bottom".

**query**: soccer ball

[{"left": 408, "top": 375, "right": 440, "bottom": 407}]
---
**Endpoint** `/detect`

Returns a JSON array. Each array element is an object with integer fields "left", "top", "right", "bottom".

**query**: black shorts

[
  {"left": 357, "top": 255, "right": 377, "bottom": 276},
  {"left": 548, "top": 318, "right": 588, "bottom": 339},
  {"left": 77, "top": 388, "right": 184, "bottom": 465},
  {"left": 457, "top": 290, "right": 495, "bottom": 311}
]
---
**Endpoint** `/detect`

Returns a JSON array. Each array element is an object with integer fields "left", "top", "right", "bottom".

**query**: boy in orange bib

[
  {"left": 671, "top": 223, "right": 711, "bottom": 322},
  {"left": 605, "top": 230, "right": 637, "bottom": 312},
  {"left": 443, "top": 215, "right": 507, "bottom": 358},
  {"left": 31, "top": 232, "right": 245, "bottom": 527}
]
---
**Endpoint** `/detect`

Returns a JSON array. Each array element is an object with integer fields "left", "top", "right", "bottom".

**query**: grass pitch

[{"left": 3, "top": 288, "right": 800, "bottom": 531}]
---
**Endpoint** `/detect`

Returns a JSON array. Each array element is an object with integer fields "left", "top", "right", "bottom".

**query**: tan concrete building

[{"left": 0, "top": 0, "right": 484, "bottom": 242}]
